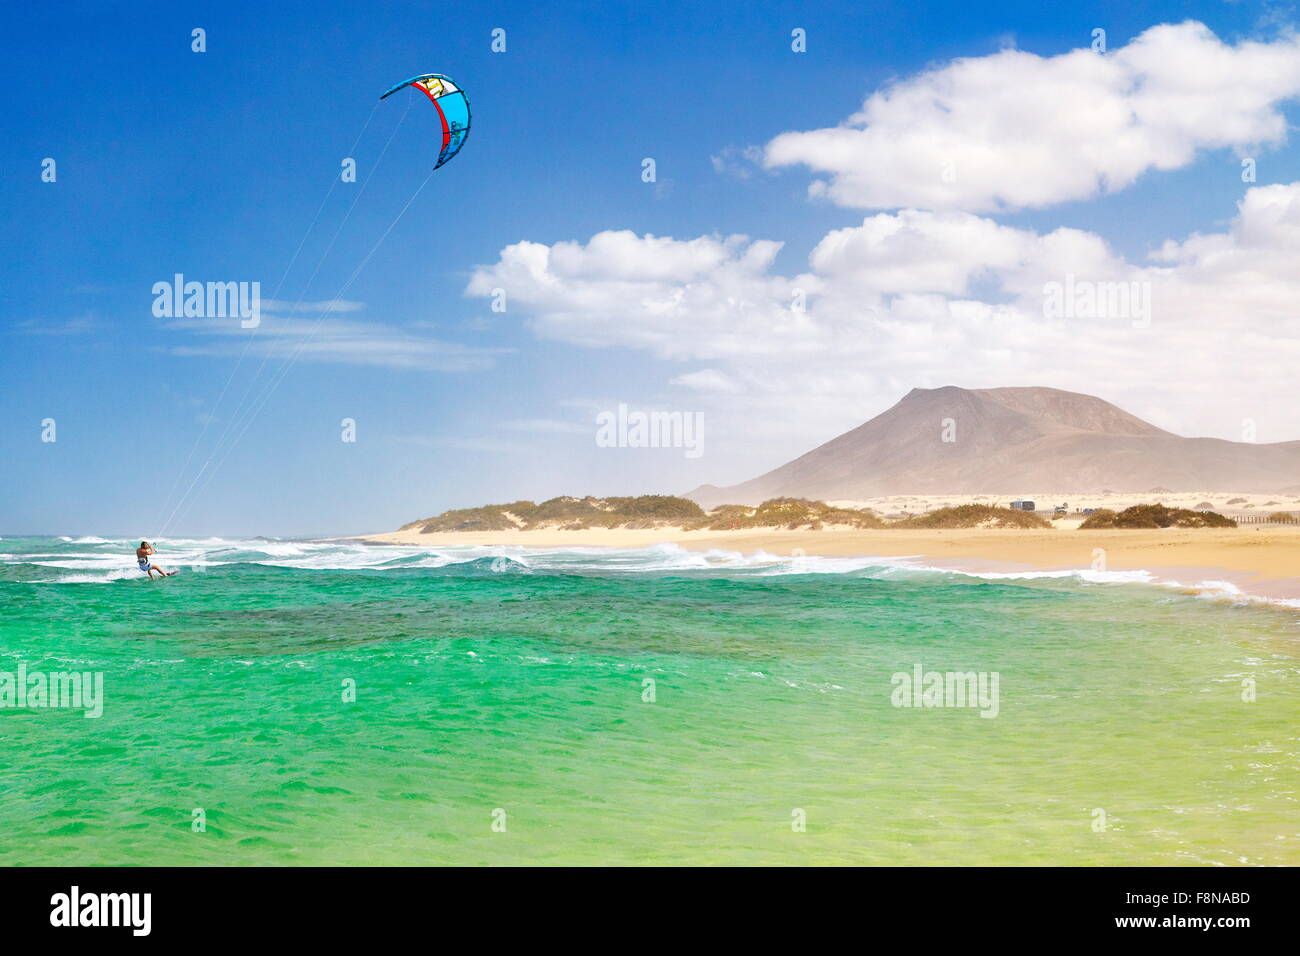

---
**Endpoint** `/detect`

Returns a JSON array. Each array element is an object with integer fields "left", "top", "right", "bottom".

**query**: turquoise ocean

[{"left": 1, "top": 535, "right": 1296, "bottom": 865}]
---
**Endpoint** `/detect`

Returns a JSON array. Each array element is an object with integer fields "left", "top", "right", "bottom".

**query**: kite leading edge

[{"left": 380, "top": 73, "right": 472, "bottom": 170}]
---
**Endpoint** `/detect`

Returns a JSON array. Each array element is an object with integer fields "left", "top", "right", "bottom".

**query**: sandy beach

[{"left": 363, "top": 517, "right": 1300, "bottom": 604}]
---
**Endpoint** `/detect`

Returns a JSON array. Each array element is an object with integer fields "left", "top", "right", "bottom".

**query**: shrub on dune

[
  {"left": 698, "top": 497, "right": 884, "bottom": 530},
  {"left": 1079, "top": 504, "right": 1236, "bottom": 529},
  {"left": 407, "top": 501, "right": 536, "bottom": 533},
  {"left": 892, "top": 504, "right": 1050, "bottom": 529},
  {"left": 407, "top": 496, "right": 709, "bottom": 532}
]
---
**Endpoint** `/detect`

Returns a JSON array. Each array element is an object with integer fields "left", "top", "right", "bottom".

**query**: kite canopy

[{"left": 380, "top": 73, "right": 471, "bottom": 170}]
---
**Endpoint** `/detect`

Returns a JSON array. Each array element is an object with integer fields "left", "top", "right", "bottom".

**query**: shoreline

[{"left": 355, "top": 525, "right": 1300, "bottom": 606}]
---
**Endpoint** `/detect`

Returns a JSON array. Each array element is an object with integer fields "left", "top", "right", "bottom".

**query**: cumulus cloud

[
  {"left": 467, "top": 184, "right": 1300, "bottom": 442},
  {"left": 763, "top": 21, "right": 1300, "bottom": 212},
  {"left": 465, "top": 230, "right": 817, "bottom": 360}
]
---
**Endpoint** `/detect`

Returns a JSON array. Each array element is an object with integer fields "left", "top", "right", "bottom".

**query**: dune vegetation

[
  {"left": 403, "top": 495, "right": 886, "bottom": 533},
  {"left": 399, "top": 497, "right": 1069, "bottom": 532},
  {"left": 695, "top": 497, "right": 885, "bottom": 530},
  {"left": 1079, "top": 504, "right": 1236, "bottom": 529},
  {"left": 401, "top": 495, "right": 708, "bottom": 532},
  {"left": 402, "top": 496, "right": 1251, "bottom": 534},
  {"left": 891, "top": 504, "right": 1051, "bottom": 529},
  {"left": 398, "top": 501, "right": 535, "bottom": 533}
]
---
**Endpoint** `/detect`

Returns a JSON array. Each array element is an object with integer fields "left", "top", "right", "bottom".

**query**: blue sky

[{"left": 3, "top": 1, "right": 1299, "bottom": 536}]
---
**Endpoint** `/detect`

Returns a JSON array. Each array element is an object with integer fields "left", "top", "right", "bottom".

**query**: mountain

[{"left": 686, "top": 386, "right": 1300, "bottom": 507}]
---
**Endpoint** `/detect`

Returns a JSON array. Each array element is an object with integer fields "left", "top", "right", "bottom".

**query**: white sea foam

[
  {"left": 929, "top": 566, "right": 1156, "bottom": 585},
  {"left": 3, "top": 537, "right": 1298, "bottom": 611},
  {"left": 38, "top": 570, "right": 141, "bottom": 583}
]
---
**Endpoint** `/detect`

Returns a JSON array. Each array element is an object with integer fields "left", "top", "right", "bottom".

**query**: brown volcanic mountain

[{"left": 687, "top": 386, "right": 1300, "bottom": 508}]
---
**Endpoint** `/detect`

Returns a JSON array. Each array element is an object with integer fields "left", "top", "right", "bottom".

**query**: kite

[{"left": 380, "top": 73, "right": 472, "bottom": 170}]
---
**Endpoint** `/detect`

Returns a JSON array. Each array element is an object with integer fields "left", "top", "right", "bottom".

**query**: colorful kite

[{"left": 380, "top": 73, "right": 472, "bottom": 170}]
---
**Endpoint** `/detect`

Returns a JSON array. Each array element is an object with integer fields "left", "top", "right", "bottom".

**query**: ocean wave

[
  {"left": 922, "top": 566, "right": 1156, "bottom": 584},
  {"left": 1, "top": 537, "right": 1296, "bottom": 611}
]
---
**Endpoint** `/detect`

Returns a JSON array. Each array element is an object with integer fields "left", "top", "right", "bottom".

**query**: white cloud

[
  {"left": 168, "top": 315, "right": 509, "bottom": 372},
  {"left": 669, "top": 369, "right": 744, "bottom": 393},
  {"left": 14, "top": 314, "right": 98, "bottom": 336},
  {"left": 710, "top": 144, "right": 764, "bottom": 179},
  {"left": 466, "top": 184, "right": 1300, "bottom": 443},
  {"left": 809, "top": 210, "right": 1037, "bottom": 295},
  {"left": 763, "top": 21, "right": 1300, "bottom": 212},
  {"left": 466, "top": 230, "right": 815, "bottom": 360}
]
